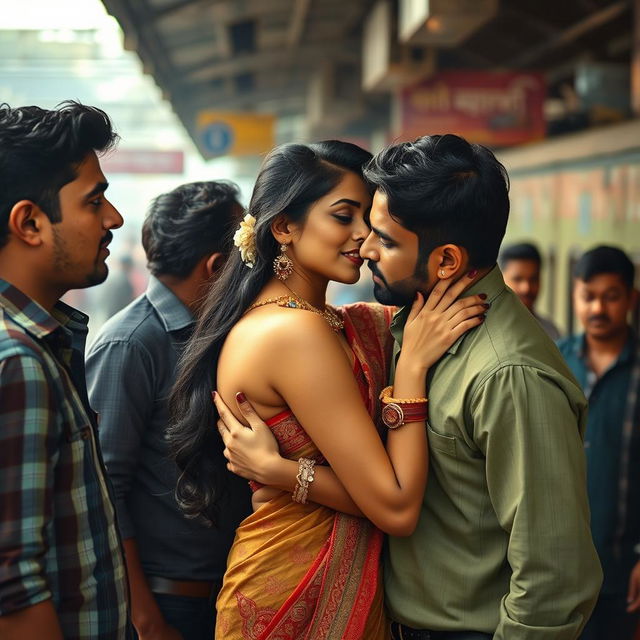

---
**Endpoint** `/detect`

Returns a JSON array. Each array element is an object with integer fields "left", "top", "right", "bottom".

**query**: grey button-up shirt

[{"left": 86, "top": 276, "right": 251, "bottom": 581}]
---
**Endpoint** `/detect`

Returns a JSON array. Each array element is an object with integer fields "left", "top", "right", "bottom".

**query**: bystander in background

[
  {"left": 499, "top": 242, "right": 561, "bottom": 339},
  {"left": 558, "top": 245, "right": 640, "bottom": 640},
  {"left": 0, "top": 101, "right": 129, "bottom": 640},
  {"left": 86, "top": 181, "right": 252, "bottom": 640}
]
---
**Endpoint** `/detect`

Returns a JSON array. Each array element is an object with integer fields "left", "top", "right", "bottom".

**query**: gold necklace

[{"left": 247, "top": 290, "right": 344, "bottom": 333}]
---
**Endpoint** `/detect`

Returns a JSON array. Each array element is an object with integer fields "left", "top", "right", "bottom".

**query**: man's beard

[
  {"left": 52, "top": 228, "right": 109, "bottom": 288},
  {"left": 368, "top": 262, "right": 427, "bottom": 306}
]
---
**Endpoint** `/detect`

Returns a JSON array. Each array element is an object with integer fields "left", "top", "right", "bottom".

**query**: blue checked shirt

[{"left": 0, "top": 279, "right": 128, "bottom": 639}]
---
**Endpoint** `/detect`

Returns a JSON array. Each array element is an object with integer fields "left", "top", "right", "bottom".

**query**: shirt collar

[
  {"left": 390, "top": 265, "right": 505, "bottom": 355},
  {"left": 0, "top": 278, "right": 88, "bottom": 341},
  {"left": 146, "top": 275, "right": 194, "bottom": 333},
  {"left": 575, "top": 329, "right": 637, "bottom": 367}
]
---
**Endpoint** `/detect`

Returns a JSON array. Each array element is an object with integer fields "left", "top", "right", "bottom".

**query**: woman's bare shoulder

[
  {"left": 226, "top": 305, "right": 338, "bottom": 354},
  {"left": 219, "top": 305, "right": 351, "bottom": 409}
]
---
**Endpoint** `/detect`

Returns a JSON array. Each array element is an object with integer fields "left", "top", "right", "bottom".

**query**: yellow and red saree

[{"left": 215, "top": 302, "right": 395, "bottom": 640}]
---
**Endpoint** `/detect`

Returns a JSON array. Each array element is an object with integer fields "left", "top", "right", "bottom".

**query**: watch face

[{"left": 382, "top": 403, "right": 404, "bottom": 429}]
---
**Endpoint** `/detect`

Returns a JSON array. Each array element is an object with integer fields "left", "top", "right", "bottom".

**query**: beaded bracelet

[{"left": 292, "top": 457, "right": 316, "bottom": 504}]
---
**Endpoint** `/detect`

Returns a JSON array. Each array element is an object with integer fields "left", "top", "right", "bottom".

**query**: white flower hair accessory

[{"left": 233, "top": 213, "right": 257, "bottom": 268}]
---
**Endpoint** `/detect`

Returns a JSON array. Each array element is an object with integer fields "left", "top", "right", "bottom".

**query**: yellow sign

[{"left": 196, "top": 111, "right": 276, "bottom": 158}]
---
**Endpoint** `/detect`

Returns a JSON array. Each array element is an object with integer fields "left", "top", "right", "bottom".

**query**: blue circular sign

[{"left": 200, "top": 121, "right": 234, "bottom": 155}]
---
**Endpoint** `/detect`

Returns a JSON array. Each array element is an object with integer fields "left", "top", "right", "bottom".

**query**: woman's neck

[{"left": 266, "top": 273, "right": 328, "bottom": 309}]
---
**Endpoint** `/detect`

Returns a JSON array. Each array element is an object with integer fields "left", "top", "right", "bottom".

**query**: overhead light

[
  {"left": 425, "top": 17, "right": 443, "bottom": 33},
  {"left": 399, "top": 0, "right": 497, "bottom": 47}
]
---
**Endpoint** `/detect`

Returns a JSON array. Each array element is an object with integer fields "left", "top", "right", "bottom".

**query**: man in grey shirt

[{"left": 86, "top": 181, "right": 251, "bottom": 640}]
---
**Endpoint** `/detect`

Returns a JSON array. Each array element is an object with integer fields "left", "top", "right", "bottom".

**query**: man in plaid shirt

[{"left": 0, "top": 102, "right": 129, "bottom": 639}]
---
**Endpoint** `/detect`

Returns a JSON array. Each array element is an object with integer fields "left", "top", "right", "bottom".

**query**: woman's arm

[
  {"left": 218, "top": 275, "right": 485, "bottom": 535},
  {"left": 215, "top": 394, "right": 365, "bottom": 516}
]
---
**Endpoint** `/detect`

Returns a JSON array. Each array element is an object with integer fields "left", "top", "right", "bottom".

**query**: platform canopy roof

[{"left": 100, "top": 0, "right": 633, "bottom": 151}]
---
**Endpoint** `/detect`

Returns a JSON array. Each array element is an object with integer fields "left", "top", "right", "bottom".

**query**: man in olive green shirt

[{"left": 361, "top": 134, "right": 602, "bottom": 639}]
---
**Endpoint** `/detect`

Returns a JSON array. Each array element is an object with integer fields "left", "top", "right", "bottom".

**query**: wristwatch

[{"left": 379, "top": 386, "right": 428, "bottom": 429}]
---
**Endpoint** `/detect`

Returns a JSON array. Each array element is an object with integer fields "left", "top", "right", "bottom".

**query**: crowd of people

[{"left": 0, "top": 101, "right": 637, "bottom": 640}]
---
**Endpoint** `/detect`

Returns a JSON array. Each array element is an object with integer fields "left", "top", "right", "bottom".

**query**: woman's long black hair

[{"left": 168, "top": 140, "right": 373, "bottom": 526}]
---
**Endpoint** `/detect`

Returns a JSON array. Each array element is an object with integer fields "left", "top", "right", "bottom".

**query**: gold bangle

[
  {"left": 379, "top": 386, "right": 428, "bottom": 404},
  {"left": 292, "top": 457, "right": 316, "bottom": 504}
]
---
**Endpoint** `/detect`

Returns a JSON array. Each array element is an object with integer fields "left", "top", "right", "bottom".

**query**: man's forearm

[{"left": 0, "top": 599, "right": 64, "bottom": 640}]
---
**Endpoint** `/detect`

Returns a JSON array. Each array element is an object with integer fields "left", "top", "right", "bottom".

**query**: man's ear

[
  {"left": 427, "top": 244, "right": 467, "bottom": 280},
  {"left": 7, "top": 200, "right": 48, "bottom": 247},
  {"left": 204, "top": 252, "right": 224, "bottom": 278},
  {"left": 270, "top": 215, "right": 295, "bottom": 245}
]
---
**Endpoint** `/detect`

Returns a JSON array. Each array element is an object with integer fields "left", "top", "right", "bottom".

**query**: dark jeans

[
  {"left": 131, "top": 592, "right": 215, "bottom": 640},
  {"left": 580, "top": 593, "right": 639, "bottom": 640}
]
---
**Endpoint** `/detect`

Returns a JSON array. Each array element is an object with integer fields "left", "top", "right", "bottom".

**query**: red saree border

[
  {"left": 256, "top": 515, "right": 384, "bottom": 640},
  {"left": 305, "top": 515, "right": 384, "bottom": 639},
  {"left": 256, "top": 539, "right": 331, "bottom": 639}
]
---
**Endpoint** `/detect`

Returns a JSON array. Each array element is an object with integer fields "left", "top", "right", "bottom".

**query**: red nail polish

[
  {"left": 467, "top": 269, "right": 478, "bottom": 278},
  {"left": 236, "top": 392, "right": 247, "bottom": 403},
  {"left": 211, "top": 391, "right": 217, "bottom": 401},
  {"left": 479, "top": 293, "right": 487, "bottom": 300}
]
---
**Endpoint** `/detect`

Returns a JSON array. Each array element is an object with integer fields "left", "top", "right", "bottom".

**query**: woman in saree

[{"left": 168, "top": 141, "right": 486, "bottom": 640}]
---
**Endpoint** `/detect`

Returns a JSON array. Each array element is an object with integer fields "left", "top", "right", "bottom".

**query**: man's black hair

[
  {"left": 141, "top": 181, "right": 242, "bottom": 279},
  {"left": 0, "top": 100, "right": 118, "bottom": 248},
  {"left": 364, "top": 133, "right": 510, "bottom": 268},
  {"left": 498, "top": 242, "right": 542, "bottom": 270},
  {"left": 573, "top": 245, "right": 635, "bottom": 290}
]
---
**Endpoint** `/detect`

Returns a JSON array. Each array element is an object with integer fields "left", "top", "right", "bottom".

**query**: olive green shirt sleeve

[{"left": 472, "top": 364, "right": 603, "bottom": 639}]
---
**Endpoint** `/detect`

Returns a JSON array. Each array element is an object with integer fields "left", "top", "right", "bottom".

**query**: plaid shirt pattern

[{"left": 0, "top": 280, "right": 128, "bottom": 639}]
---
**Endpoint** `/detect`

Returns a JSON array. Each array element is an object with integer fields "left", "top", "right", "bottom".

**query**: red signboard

[
  {"left": 101, "top": 150, "right": 185, "bottom": 174},
  {"left": 399, "top": 72, "right": 546, "bottom": 147}
]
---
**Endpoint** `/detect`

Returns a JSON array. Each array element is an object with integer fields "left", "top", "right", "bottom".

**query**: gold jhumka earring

[{"left": 273, "top": 243, "right": 294, "bottom": 281}]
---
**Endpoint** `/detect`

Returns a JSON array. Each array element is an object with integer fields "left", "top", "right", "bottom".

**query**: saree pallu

[{"left": 216, "top": 303, "right": 395, "bottom": 640}]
